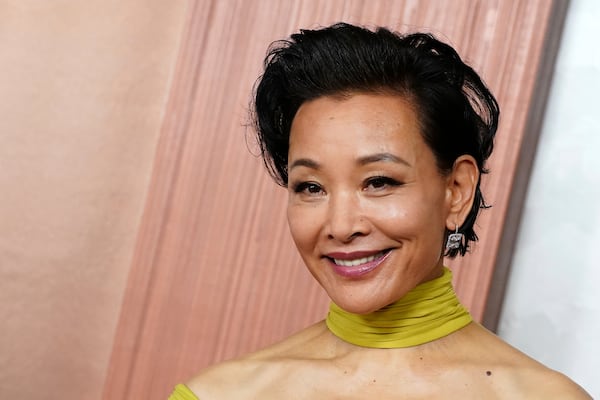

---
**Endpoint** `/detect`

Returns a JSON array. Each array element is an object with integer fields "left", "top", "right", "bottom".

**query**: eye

[
  {"left": 293, "top": 181, "right": 325, "bottom": 196},
  {"left": 364, "top": 176, "right": 402, "bottom": 191}
]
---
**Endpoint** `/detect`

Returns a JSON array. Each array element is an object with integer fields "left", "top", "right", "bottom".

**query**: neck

[{"left": 325, "top": 267, "right": 472, "bottom": 348}]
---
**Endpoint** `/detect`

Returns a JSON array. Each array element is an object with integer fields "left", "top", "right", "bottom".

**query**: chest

[{"left": 259, "top": 363, "right": 504, "bottom": 400}]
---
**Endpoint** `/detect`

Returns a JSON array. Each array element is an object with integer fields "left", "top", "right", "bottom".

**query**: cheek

[
  {"left": 366, "top": 194, "right": 445, "bottom": 238},
  {"left": 374, "top": 200, "right": 409, "bottom": 221},
  {"left": 365, "top": 196, "right": 412, "bottom": 225},
  {"left": 287, "top": 205, "right": 318, "bottom": 250}
]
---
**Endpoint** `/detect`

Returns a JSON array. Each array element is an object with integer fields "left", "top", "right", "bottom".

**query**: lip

[{"left": 325, "top": 249, "right": 391, "bottom": 278}]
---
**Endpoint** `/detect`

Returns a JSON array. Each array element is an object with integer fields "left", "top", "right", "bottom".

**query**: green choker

[{"left": 325, "top": 267, "right": 472, "bottom": 348}]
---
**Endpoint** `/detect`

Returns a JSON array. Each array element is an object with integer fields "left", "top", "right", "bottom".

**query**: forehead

[{"left": 289, "top": 93, "right": 425, "bottom": 160}]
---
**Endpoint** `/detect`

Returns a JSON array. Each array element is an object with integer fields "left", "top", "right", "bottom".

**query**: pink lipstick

[{"left": 326, "top": 250, "right": 391, "bottom": 278}]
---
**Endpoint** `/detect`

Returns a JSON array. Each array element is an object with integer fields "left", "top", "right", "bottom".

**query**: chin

[{"left": 328, "top": 289, "right": 397, "bottom": 315}]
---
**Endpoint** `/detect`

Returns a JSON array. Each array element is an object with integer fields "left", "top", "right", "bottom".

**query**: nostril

[{"left": 327, "top": 231, "right": 363, "bottom": 244}]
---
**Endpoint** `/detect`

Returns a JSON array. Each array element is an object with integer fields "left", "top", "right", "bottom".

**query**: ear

[{"left": 445, "top": 155, "right": 479, "bottom": 230}]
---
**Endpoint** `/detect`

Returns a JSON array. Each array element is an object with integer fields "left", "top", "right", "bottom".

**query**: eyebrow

[
  {"left": 289, "top": 158, "right": 321, "bottom": 171},
  {"left": 358, "top": 152, "right": 412, "bottom": 167},
  {"left": 289, "top": 152, "right": 411, "bottom": 171}
]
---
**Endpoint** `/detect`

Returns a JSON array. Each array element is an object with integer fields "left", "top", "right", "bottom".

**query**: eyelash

[
  {"left": 364, "top": 176, "right": 403, "bottom": 190},
  {"left": 291, "top": 176, "right": 402, "bottom": 195},
  {"left": 293, "top": 182, "right": 323, "bottom": 195}
]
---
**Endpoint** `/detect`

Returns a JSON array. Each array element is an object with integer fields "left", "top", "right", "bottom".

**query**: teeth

[{"left": 333, "top": 251, "right": 386, "bottom": 267}]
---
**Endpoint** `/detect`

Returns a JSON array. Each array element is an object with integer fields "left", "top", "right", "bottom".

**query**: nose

[{"left": 325, "top": 191, "right": 369, "bottom": 242}]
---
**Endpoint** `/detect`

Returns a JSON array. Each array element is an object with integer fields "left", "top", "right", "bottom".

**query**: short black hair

[{"left": 252, "top": 22, "right": 499, "bottom": 257}]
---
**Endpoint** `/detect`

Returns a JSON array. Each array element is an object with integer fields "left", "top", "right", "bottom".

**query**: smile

[
  {"left": 332, "top": 250, "right": 388, "bottom": 266},
  {"left": 327, "top": 250, "right": 391, "bottom": 278}
]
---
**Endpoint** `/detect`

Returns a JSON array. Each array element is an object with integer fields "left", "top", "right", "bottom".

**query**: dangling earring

[{"left": 446, "top": 224, "right": 463, "bottom": 250}]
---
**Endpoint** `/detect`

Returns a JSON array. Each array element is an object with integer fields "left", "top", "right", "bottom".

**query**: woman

[{"left": 170, "top": 23, "right": 590, "bottom": 399}]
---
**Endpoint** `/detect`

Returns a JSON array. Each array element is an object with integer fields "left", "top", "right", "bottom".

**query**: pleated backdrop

[{"left": 103, "top": 1, "right": 566, "bottom": 398}]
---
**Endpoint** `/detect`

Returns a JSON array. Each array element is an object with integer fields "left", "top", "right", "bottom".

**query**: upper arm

[
  {"left": 521, "top": 369, "right": 592, "bottom": 399},
  {"left": 185, "top": 359, "right": 266, "bottom": 399},
  {"left": 185, "top": 365, "right": 229, "bottom": 400}
]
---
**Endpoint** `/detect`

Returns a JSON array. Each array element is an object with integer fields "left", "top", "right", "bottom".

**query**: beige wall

[{"left": 0, "top": 2, "right": 187, "bottom": 399}]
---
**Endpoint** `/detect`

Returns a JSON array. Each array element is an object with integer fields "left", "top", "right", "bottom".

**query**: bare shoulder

[
  {"left": 460, "top": 324, "right": 591, "bottom": 399},
  {"left": 184, "top": 322, "right": 592, "bottom": 399},
  {"left": 509, "top": 365, "right": 592, "bottom": 399},
  {"left": 185, "top": 321, "right": 329, "bottom": 399},
  {"left": 496, "top": 364, "right": 592, "bottom": 400},
  {"left": 185, "top": 356, "right": 272, "bottom": 399}
]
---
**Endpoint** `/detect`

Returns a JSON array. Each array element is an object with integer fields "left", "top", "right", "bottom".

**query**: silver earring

[{"left": 446, "top": 224, "right": 463, "bottom": 250}]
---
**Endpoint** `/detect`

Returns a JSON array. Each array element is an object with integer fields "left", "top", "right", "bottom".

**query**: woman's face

[{"left": 287, "top": 93, "right": 454, "bottom": 314}]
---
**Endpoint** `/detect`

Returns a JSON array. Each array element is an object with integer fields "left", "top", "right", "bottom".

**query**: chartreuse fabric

[
  {"left": 168, "top": 384, "right": 198, "bottom": 400},
  {"left": 326, "top": 267, "right": 472, "bottom": 348}
]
